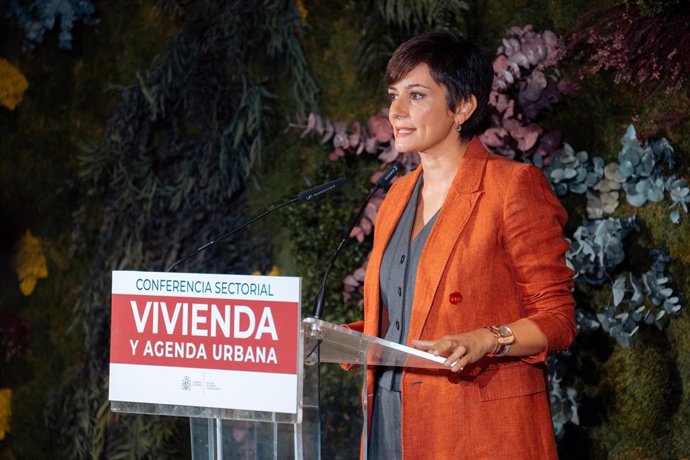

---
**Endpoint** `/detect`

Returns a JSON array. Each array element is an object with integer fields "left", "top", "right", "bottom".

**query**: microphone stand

[
  {"left": 311, "top": 186, "right": 378, "bottom": 319},
  {"left": 312, "top": 162, "right": 403, "bottom": 319},
  {"left": 308, "top": 162, "right": 402, "bottom": 460},
  {"left": 166, "top": 177, "right": 348, "bottom": 272},
  {"left": 167, "top": 198, "right": 298, "bottom": 272}
]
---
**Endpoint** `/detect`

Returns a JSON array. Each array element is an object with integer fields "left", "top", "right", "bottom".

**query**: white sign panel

[{"left": 109, "top": 270, "right": 301, "bottom": 416}]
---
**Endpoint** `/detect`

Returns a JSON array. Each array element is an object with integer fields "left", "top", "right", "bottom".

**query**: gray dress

[{"left": 368, "top": 174, "right": 439, "bottom": 460}]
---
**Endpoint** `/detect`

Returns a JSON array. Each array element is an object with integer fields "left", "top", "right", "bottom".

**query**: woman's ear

[{"left": 454, "top": 95, "right": 478, "bottom": 125}]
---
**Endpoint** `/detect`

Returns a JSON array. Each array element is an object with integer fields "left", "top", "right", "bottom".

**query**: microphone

[
  {"left": 167, "top": 177, "right": 349, "bottom": 272},
  {"left": 375, "top": 161, "right": 403, "bottom": 187},
  {"left": 298, "top": 177, "right": 349, "bottom": 202},
  {"left": 311, "top": 161, "right": 403, "bottom": 319}
]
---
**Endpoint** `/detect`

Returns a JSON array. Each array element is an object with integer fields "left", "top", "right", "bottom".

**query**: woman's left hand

[{"left": 412, "top": 329, "right": 497, "bottom": 372}]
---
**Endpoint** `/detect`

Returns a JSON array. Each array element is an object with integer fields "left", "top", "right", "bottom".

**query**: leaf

[
  {"left": 562, "top": 167, "right": 577, "bottom": 179},
  {"left": 11, "top": 230, "right": 48, "bottom": 296},
  {"left": 631, "top": 305, "right": 646, "bottom": 322},
  {"left": 0, "top": 58, "right": 29, "bottom": 110},
  {"left": 0, "top": 388, "right": 10, "bottom": 441},
  {"left": 647, "top": 185, "right": 665, "bottom": 203},
  {"left": 624, "top": 183, "right": 647, "bottom": 207},
  {"left": 623, "top": 124, "right": 637, "bottom": 143},
  {"left": 612, "top": 274, "right": 626, "bottom": 306},
  {"left": 569, "top": 182, "right": 587, "bottom": 194},
  {"left": 629, "top": 274, "right": 644, "bottom": 306},
  {"left": 521, "top": 69, "right": 548, "bottom": 101},
  {"left": 618, "top": 160, "right": 634, "bottom": 178},
  {"left": 300, "top": 112, "right": 317, "bottom": 137}
]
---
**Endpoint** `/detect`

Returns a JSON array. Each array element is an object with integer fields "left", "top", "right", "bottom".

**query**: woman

[{"left": 350, "top": 31, "right": 576, "bottom": 459}]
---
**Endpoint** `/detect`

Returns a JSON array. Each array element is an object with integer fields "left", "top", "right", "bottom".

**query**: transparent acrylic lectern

[{"left": 190, "top": 317, "right": 448, "bottom": 459}]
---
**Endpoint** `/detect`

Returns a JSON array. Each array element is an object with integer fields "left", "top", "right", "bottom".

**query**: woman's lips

[{"left": 396, "top": 127, "right": 415, "bottom": 136}]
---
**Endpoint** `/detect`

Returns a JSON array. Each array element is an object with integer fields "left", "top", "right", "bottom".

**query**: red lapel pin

[{"left": 449, "top": 292, "right": 463, "bottom": 305}]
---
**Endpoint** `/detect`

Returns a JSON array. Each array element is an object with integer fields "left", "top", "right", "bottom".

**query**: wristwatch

[{"left": 485, "top": 325, "right": 515, "bottom": 357}]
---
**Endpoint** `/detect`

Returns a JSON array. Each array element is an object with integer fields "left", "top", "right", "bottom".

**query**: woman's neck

[{"left": 419, "top": 138, "right": 471, "bottom": 192}]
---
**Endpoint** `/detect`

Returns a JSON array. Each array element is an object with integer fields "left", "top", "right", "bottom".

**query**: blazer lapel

[
  {"left": 373, "top": 167, "right": 422, "bottom": 249},
  {"left": 407, "top": 138, "right": 488, "bottom": 342}
]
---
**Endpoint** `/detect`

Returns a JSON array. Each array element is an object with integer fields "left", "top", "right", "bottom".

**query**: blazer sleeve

[
  {"left": 337, "top": 321, "right": 365, "bottom": 371},
  {"left": 502, "top": 165, "right": 576, "bottom": 363}
]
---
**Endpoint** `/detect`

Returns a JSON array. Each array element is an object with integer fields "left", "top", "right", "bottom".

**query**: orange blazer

[{"left": 352, "top": 137, "right": 576, "bottom": 459}]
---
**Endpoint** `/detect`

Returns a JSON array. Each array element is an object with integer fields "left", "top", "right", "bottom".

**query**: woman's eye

[
  {"left": 388, "top": 93, "right": 398, "bottom": 101},
  {"left": 410, "top": 91, "right": 425, "bottom": 100}
]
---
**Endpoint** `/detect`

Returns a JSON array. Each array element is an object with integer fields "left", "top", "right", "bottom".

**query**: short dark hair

[{"left": 385, "top": 31, "right": 493, "bottom": 140}]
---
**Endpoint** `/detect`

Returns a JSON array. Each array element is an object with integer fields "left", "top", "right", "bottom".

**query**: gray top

[{"left": 378, "top": 174, "right": 438, "bottom": 391}]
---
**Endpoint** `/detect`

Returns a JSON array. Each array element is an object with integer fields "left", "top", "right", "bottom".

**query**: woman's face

[{"left": 387, "top": 63, "right": 461, "bottom": 155}]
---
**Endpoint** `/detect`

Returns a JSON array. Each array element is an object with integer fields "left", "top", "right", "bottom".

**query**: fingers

[
  {"left": 411, "top": 340, "right": 435, "bottom": 351},
  {"left": 414, "top": 337, "right": 467, "bottom": 372},
  {"left": 414, "top": 332, "right": 491, "bottom": 373},
  {"left": 444, "top": 345, "right": 466, "bottom": 367},
  {"left": 412, "top": 338, "right": 455, "bottom": 356},
  {"left": 448, "top": 354, "right": 469, "bottom": 373}
]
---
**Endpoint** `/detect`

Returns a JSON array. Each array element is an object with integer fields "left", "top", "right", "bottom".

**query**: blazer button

[{"left": 449, "top": 292, "right": 463, "bottom": 305}]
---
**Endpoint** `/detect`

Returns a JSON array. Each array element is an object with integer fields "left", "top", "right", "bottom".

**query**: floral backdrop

[{"left": 0, "top": 0, "right": 688, "bottom": 458}]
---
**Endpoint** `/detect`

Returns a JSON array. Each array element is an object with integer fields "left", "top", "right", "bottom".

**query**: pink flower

[
  {"left": 333, "top": 132, "right": 349, "bottom": 149},
  {"left": 347, "top": 122, "right": 363, "bottom": 150},
  {"left": 349, "top": 226, "right": 365, "bottom": 243},
  {"left": 480, "top": 127, "right": 507, "bottom": 148},
  {"left": 364, "top": 137, "right": 378, "bottom": 154},
  {"left": 364, "top": 201, "right": 379, "bottom": 223},
  {"left": 367, "top": 111, "right": 393, "bottom": 143},
  {"left": 536, "top": 130, "right": 562, "bottom": 157},
  {"left": 359, "top": 217, "right": 372, "bottom": 236},
  {"left": 353, "top": 265, "right": 366, "bottom": 281},
  {"left": 378, "top": 146, "right": 399, "bottom": 163},
  {"left": 521, "top": 69, "right": 548, "bottom": 101},
  {"left": 370, "top": 170, "right": 383, "bottom": 184},
  {"left": 493, "top": 55, "right": 509, "bottom": 73},
  {"left": 328, "top": 147, "right": 345, "bottom": 161}
]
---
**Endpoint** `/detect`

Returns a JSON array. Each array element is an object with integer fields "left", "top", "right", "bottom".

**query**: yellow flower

[
  {"left": 0, "top": 58, "right": 29, "bottom": 111},
  {"left": 12, "top": 230, "right": 48, "bottom": 296},
  {"left": 295, "top": 0, "right": 308, "bottom": 22},
  {"left": 251, "top": 265, "right": 280, "bottom": 276},
  {"left": 0, "top": 388, "right": 11, "bottom": 441}
]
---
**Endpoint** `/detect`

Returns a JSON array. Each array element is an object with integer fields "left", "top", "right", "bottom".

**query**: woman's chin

[{"left": 394, "top": 139, "right": 416, "bottom": 154}]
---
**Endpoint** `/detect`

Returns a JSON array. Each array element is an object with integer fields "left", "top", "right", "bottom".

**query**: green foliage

[
  {"left": 355, "top": 0, "right": 469, "bottom": 80},
  {"left": 626, "top": 0, "right": 684, "bottom": 16},
  {"left": 470, "top": 0, "right": 600, "bottom": 48},
  {"left": 2, "top": 0, "right": 98, "bottom": 51},
  {"left": 1, "top": 0, "right": 689, "bottom": 458},
  {"left": 591, "top": 329, "right": 677, "bottom": 458},
  {"left": 0, "top": 2, "right": 178, "bottom": 458},
  {"left": 666, "top": 311, "right": 690, "bottom": 456},
  {"left": 372, "top": 0, "right": 469, "bottom": 30},
  {"left": 48, "top": 1, "right": 319, "bottom": 458}
]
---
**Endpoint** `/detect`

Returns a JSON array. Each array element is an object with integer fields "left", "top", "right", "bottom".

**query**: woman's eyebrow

[{"left": 388, "top": 83, "right": 431, "bottom": 91}]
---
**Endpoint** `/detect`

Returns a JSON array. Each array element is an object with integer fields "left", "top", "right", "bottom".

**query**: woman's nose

[{"left": 390, "top": 97, "right": 408, "bottom": 119}]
